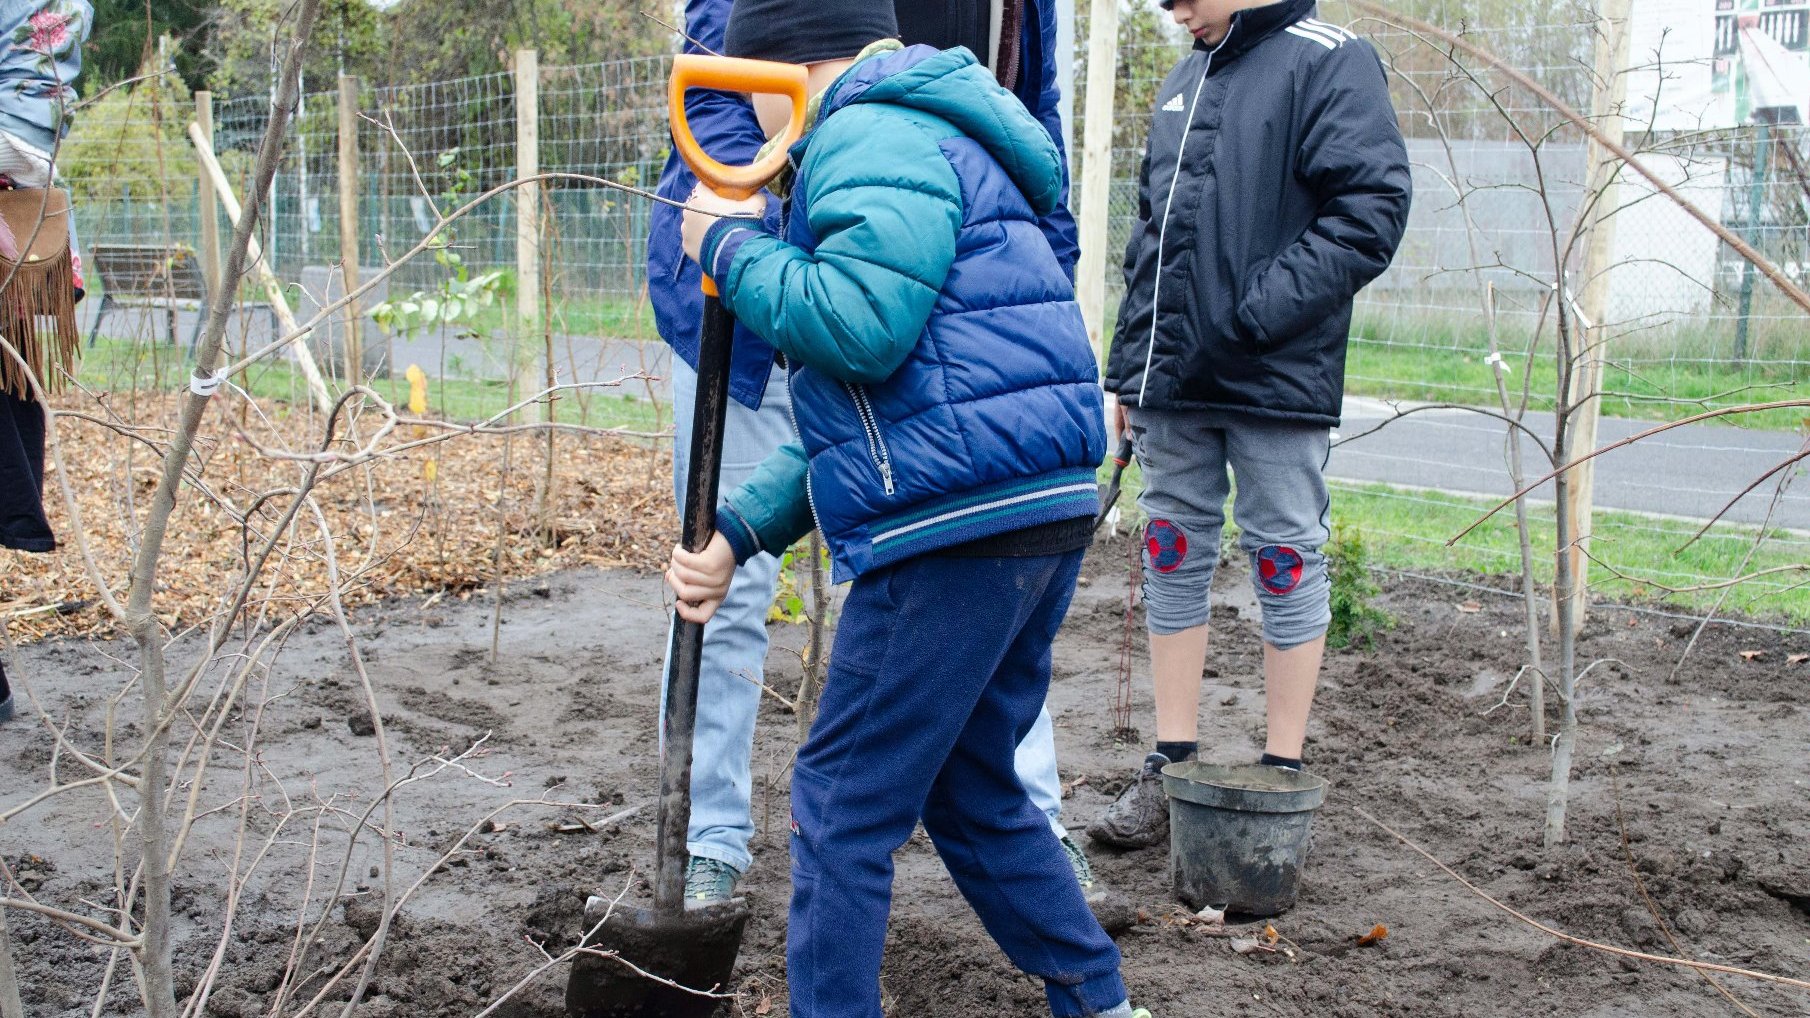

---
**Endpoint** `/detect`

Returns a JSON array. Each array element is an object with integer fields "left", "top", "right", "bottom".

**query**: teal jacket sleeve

[
  {"left": 700, "top": 106, "right": 963, "bottom": 385},
  {"left": 719, "top": 441, "right": 815, "bottom": 563}
]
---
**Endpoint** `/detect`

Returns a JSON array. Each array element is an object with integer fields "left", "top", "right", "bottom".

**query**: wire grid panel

[
  {"left": 538, "top": 56, "right": 671, "bottom": 305},
  {"left": 66, "top": 91, "right": 203, "bottom": 287}
]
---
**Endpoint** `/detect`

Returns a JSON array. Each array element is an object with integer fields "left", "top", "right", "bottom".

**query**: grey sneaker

[
  {"left": 1063, "top": 834, "right": 1135, "bottom": 937},
  {"left": 1086, "top": 753, "right": 1171, "bottom": 849},
  {"left": 682, "top": 856, "right": 742, "bottom": 907}
]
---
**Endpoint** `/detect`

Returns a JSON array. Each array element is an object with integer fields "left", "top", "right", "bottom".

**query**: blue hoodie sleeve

[
  {"left": 645, "top": 0, "right": 783, "bottom": 408},
  {"left": 1019, "top": 0, "right": 1078, "bottom": 283}
]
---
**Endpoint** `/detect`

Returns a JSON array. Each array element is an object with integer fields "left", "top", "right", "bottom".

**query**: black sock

[
  {"left": 1155, "top": 741, "right": 1198, "bottom": 763},
  {"left": 1258, "top": 752, "right": 1302, "bottom": 771}
]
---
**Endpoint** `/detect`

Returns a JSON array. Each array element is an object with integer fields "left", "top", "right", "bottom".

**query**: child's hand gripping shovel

[{"left": 565, "top": 55, "right": 807, "bottom": 1018}]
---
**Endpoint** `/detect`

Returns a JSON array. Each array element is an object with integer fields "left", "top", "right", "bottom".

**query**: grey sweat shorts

[{"left": 1128, "top": 407, "right": 1333, "bottom": 649}]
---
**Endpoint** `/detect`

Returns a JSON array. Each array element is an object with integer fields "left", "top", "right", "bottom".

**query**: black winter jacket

[{"left": 1104, "top": 0, "right": 1411, "bottom": 426}]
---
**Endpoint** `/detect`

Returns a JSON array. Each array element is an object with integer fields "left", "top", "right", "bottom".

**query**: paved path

[
  {"left": 93, "top": 305, "right": 1806, "bottom": 529},
  {"left": 1331, "top": 397, "right": 1810, "bottom": 530}
]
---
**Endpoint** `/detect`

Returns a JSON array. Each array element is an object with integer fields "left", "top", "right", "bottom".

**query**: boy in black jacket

[{"left": 1089, "top": 0, "right": 1410, "bottom": 847}]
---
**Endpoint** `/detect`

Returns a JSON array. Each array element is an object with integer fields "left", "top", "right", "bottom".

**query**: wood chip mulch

[{"left": 1, "top": 390, "right": 675, "bottom": 644}]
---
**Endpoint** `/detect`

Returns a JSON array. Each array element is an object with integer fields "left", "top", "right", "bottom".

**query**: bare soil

[{"left": 5, "top": 537, "right": 1808, "bottom": 1017}]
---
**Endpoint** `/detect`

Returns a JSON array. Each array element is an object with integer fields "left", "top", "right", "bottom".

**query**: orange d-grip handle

[{"left": 669, "top": 54, "right": 809, "bottom": 201}]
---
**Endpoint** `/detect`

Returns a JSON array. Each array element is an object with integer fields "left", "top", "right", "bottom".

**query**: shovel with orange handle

[{"left": 565, "top": 54, "right": 808, "bottom": 1018}]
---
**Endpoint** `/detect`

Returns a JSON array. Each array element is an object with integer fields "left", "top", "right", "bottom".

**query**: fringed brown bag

[{"left": 0, "top": 187, "right": 79, "bottom": 398}]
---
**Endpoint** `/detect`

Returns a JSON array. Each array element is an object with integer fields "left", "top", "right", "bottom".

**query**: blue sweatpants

[{"left": 787, "top": 549, "right": 1125, "bottom": 1018}]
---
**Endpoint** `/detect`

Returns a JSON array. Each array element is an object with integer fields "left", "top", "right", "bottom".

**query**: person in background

[
  {"left": 1087, "top": 0, "right": 1410, "bottom": 848},
  {"left": 642, "top": 0, "right": 1123, "bottom": 926},
  {"left": 0, "top": 0, "right": 93, "bottom": 724},
  {"left": 668, "top": 3, "right": 1144, "bottom": 1011}
]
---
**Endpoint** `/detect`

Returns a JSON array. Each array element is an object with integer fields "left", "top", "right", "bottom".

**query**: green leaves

[{"left": 370, "top": 270, "right": 505, "bottom": 339}]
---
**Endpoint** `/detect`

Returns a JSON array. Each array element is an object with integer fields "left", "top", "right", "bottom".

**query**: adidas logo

[{"left": 1161, "top": 94, "right": 1185, "bottom": 113}]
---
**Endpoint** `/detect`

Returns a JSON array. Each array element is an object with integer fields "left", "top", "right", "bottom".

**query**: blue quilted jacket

[
  {"left": 701, "top": 45, "right": 1106, "bottom": 582},
  {"left": 647, "top": 0, "right": 1078, "bottom": 411}
]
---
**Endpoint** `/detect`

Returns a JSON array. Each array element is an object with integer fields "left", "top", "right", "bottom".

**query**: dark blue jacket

[
  {"left": 701, "top": 45, "right": 1106, "bottom": 582},
  {"left": 1103, "top": 0, "right": 1411, "bottom": 427},
  {"left": 647, "top": 0, "right": 1077, "bottom": 410}
]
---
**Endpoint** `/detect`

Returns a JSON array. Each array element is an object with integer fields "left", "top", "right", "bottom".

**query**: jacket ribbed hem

[
  {"left": 831, "top": 467, "right": 1099, "bottom": 581},
  {"left": 1105, "top": 393, "right": 1342, "bottom": 429}
]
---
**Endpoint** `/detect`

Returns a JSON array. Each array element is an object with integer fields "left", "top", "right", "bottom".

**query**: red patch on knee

[
  {"left": 1256, "top": 545, "right": 1304, "bottom": 595},
  {"left": 1145, "top": 520, "right": 1189, "bottom": 573}
]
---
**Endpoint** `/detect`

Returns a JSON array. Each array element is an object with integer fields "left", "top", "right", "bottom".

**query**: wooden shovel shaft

[{"left": 654, "top": 293, "right": 736, "bottom": 913}]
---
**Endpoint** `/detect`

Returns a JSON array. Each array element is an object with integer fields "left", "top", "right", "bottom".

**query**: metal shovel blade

[{"left": 566, "top": 898, "right": 751, "bottom": 1018}]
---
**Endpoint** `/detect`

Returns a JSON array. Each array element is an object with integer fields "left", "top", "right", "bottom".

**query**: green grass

[
  {"left": 77, "top": 337, "right": 669, "bottom": 434},
  {"left": 1099, "top": 459, "right": 1810, "bottom": 623},
  {"left": 465, "top": 295, "right": 657, "bottom": 341},
  {"left": 1345, "top": 311, "right": 1810, "bottom": 433},
  {"left": 1330, "top": 480, "right": 1810, "bottom": 623}
]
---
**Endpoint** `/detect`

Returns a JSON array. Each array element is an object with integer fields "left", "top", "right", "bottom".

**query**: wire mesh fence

[{"left": 53, "top": 10, "right": 1810, "bottom": 625}]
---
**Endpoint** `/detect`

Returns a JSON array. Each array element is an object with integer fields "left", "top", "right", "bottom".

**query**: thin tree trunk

[
  {"left": 0, "top": 908, "right": 25, "bottom": 1018},
  {"left": 796, "top": 533, "right": 828, "bottom": 744},
  {"left": 538, "top": 194, "right": 557, "bottom": 546},
  {"left": 1485, "top": 286, "right": 1547, "bottom": 742},
  {"left": 1546, "top": 300, "right": 1581, "bottom": 850},
  {"left": 122, "top": 8, "right": 322, "bottom": 1014}
]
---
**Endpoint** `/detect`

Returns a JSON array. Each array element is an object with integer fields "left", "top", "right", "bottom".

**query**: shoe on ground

[
  {"left": 682, "top": 855, "right": 742, "bottom": 908},
  {"left": 1085, "top": 753, "right": 1171, "bottom": 849},
  {"left": 1062, "top": 834, "right": 1136, "bottom": 937},
  {"left": 0, "top": 666, "right": 11, "bottom": 724}
]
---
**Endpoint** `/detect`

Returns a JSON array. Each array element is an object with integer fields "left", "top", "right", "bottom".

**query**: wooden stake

[
  {"left": 514, "top": 50, "right": 541, "bottom": 329},
  {"left": 337, "top": 74, "right": 363, "bottom": 383},
  {"left": 1075, "top": 0, "right": 1121, "bottom": 433},
  {"left": 195, "top": 91, "right": 221, "bottom": 299},
  {"left": 1563, "top": 0, "right": 1633, "bottom": 633},
  {"left": 187, "top": 121, "right": 332, "bottom": 410}
]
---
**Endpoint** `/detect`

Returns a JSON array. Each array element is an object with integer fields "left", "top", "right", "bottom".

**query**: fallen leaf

[
  {"left": 1738, "top": 649, "right": 1765, "bottom": 662},
  {"left": 1262, "top": 922, "right": 1280, "bottom": 946},
  {"left": 755, "top": 994, "right": 773, "bottom": 1016},
  {"left": 1357, "top": 923, "right": 1389, "bottom": 947},
  {"left": 1787, "top": 653, "right": 1808, "bottom": 665},
  {"left": 1457, "top": 600, "right": 1482, "bottom": 613},
  {"left": 1230, "top": 937, "right": 1266, "bottom": 955},
  {"left": 1195, "top": 904, "right": 1227, "bottom": 928},
  {"left": 406, "top": 363, "right": 429, "bottom": 414}
]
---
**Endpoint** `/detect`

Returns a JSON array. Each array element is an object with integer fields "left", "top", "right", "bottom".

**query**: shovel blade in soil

[{"left": 565, "top": 899, "right": 751, "bottom": 1018}]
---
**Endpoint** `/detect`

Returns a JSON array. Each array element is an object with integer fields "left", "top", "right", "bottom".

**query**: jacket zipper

[
  {"left": 783, "top": 365, "right": 826, "bottom": 535},
  {"left": 1138, "top": 22, "right": 1235, "bottom": 407},
  {"left": 844, "top": 382, "right": 895, "bottom": 495}
]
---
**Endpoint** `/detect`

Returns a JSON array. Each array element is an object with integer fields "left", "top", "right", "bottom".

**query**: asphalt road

[{"left": 1331, "top": 397, "right": 1809, "bottom": 531}]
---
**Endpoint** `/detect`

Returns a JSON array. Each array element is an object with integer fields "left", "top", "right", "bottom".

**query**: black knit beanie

[{"left": 724, "top": 0, "right": 900, "bottom": 65}]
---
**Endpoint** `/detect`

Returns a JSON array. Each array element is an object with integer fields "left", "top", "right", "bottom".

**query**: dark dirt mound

[{"left": 5, "top": 541, "right": 1806, "bottom": 1016}]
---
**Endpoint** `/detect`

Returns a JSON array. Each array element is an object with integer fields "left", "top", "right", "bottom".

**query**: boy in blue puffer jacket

[
  {"left": 643, "top": 0, "right": 1117, "bottom": 921},
  {"left": 665, "top": 4, "right": 1145, "bottom": 1016}
]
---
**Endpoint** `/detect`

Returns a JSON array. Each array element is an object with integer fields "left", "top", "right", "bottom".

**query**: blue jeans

[
  {"left": 788, "top": 550, "right": 1123, "bottom": 1018},
  {"left": 668, "top": 361, "right": 1072, "bottom": 874},
  {"left": 668, "top": 363, "right": 795, "bottom": 874}
]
